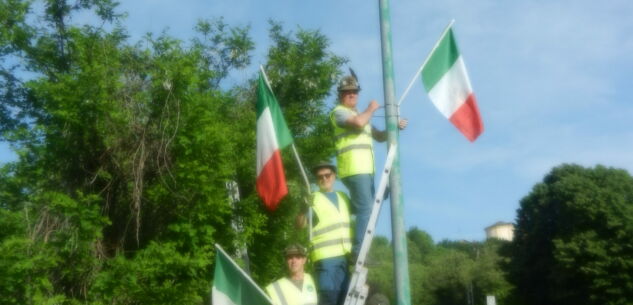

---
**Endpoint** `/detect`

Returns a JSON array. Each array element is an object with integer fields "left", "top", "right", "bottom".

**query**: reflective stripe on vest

[
  {"left": 336, "top": 143, "right": 372, "bottom": 155},
  {"left": 310, "top": 191, "right": 352, "bottom": 261},
  {"left": 334, "top": 129, "right": 372, "bottom": 141},
  {"left": 273, "top": 282, "right": 289, "bottom": 305},
  {"left": 312, "top": 222, "right": 351, "bottom": 236},
  {"left": 312, "top": 238, "right": 353, "bottom": 250},
  {"left": 330, "top": 105, "right": 374, "bottom": 178}
]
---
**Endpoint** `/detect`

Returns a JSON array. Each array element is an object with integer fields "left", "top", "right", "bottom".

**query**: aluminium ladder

[{"left": 343, "top": 143, "right": 397, "bottom": 305}]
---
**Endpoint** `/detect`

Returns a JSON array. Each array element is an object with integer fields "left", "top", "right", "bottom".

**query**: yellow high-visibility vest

[
  {"left": 310, "top": 191, "right": 352, "bottom": 262},
  {"left": 329, "top": 105, "right": 374, "bottom": 178},
  {"left": 265, "top": 274, "right": 317, "bottom": 305}
]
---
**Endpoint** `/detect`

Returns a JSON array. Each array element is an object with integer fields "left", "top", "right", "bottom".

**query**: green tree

[
  {"left": 427, "top": 247, "right": 474, "bottom": 305},
  {"left": 0, "top": 1, "right": 344, "bottom": 303},
  {"left": 367, "top": 229, "right": 435, "bottom": 305},
  {"left": 427, "top": 239, "right": 514, "bottom": 305},
  {"left": 366, "top": 229, "right": 513, "bottom": 305},
  {"left": 472, "top": 239, "right": 513, "bottom": 305},
  {"left": 510, "top": 164, "right": 633, "bottom": 305},
  {"left": 407, "top": 226, "right": 434, "bottom": 262},
  {"left": 367, "top": 236, "right": 395, "bottom": 300}
]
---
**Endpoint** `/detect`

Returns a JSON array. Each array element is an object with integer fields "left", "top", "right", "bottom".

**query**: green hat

[
  {"left": 284, "top": 243, "right": 307, "bottom": 257},
  {"left": 337, "top": 75, "right": 361, "bottom": 92},
  {"left": 311, "top": 161, "right": 337, "bottom": 175}
]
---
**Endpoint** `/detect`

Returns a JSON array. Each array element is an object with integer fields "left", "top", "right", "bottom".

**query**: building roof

[{"left": 485, "top": 221, "right": 514, "bottom": 231}]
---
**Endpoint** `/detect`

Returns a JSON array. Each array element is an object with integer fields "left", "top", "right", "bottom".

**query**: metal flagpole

[
  {"left": 290, "top": 144, "right": 312, "bottom": 195},
  {"left": 260, "top": 65, "right": 314, "bottom": 239},
  {"left": 378, "top": 1, "right": 412, "bottom": 305},
  {"left": 290, "top": 143, "right": 314, "bottom": 240}
]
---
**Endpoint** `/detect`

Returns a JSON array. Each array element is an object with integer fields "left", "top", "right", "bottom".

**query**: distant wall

[{"left": 485, "top": 223, "right": 514, "bottom": 241}]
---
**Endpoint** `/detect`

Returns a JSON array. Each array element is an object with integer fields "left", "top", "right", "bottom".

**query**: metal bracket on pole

[{"left": 343, "top": 144, "right": 397, "bottom": 305}]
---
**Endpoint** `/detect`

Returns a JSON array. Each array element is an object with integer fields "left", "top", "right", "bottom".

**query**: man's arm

[
  {"left": 295, "top": 196, "right": 313, "bottom": 229},
  {"left": 343, "top": 100, "right": 380, "bottom": 129},
  {"left": 371, "top": 118, "right": 408, "bottom": 142},
  {"left": 371, "top": 127, "right": 387, "bottom": 142},
  {"left": 295, "top": 213, "right": 307, "bottom": 229}
]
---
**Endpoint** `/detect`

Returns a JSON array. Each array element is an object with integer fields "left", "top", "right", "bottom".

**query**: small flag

[
  {"left": 212, "top": 245, "right": 272, "bottom": 305},
  {"left": 422, "top": 24, "right": 483, "bottom": 142},
  {"left": 256, "top": 70, "right": 293, "bottom": 211}
]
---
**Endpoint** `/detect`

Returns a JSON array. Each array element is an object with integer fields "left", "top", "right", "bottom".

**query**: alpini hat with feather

[{"left": 337, "top": 68, "right": 361, "bottom": 92}]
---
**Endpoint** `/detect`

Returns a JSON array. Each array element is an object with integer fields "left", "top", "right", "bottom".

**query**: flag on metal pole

[
  {"left": 212, "top": 244, "right": 272, "bottom": 305},
  {"left": 421, "top": 23, "right": 484, "bottom": 142},
  {"left": 256, "top": 68, "right": 293, "bottom": 211}
]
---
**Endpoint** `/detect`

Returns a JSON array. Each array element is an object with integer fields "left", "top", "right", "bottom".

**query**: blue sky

[{"left": 3, "top": 0, "right": 633, "bottom": 242}]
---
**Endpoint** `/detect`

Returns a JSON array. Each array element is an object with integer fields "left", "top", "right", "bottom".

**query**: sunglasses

[{"left": 317, "top": 172, "right": 333, "bottom": 180}]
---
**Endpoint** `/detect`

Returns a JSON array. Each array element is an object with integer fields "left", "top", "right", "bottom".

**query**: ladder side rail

[
  {"left": 343, "top": 144, "right": 397, "bottom": 305},
  {"left": 354, "top": 143, "right": 396, "bottom": 268}
]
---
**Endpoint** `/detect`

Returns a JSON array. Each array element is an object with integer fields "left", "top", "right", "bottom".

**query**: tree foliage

[
  {"left": 509, "top": 164, "right": 633, "bottom": 305},
  {"left": 0, "top": 1, "right": 343, "bottom": 303},
  {"left": 367, "top": 228, "right": 512, "bottom": 305}
]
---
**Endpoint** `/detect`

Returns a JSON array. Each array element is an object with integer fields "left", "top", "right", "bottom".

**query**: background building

[{"left": 485, "top": 222, "right": 515, "bottom": 241}]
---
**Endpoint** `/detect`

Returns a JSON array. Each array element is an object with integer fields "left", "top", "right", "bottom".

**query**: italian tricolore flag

[
  {"left": 212, "top": 244, "right": 272, "bottom": 305},
  {"left": 422, "top": 24, "right": 483, "bottom": 142},
  {"left": 256, "top": 70, "right": 293, "bottom": 211}
]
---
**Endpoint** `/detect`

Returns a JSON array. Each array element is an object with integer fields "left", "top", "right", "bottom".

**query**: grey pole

[{"left": 378, "top": 0, "right": 412, "bottom": 304}]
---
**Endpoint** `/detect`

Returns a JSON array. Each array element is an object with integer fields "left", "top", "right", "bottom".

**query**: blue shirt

[{"left": 323, "top": 191, "right": 339, "bottom": 209}]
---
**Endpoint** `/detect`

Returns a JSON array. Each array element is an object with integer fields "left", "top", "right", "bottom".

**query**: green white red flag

[
  {"left": 256, "top": 70, "right": 293, "bottom": 211},
  {"left": 421, "top": 25, "right": 483, "bottom": 142},
  {"left": 212, "top": 244, "right": 272, "bottom": 305}
]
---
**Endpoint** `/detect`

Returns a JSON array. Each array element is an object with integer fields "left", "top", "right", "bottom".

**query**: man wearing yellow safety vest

[
  {"left": 266, "top": 244, "right": 318, "bottom": 305},
  {"left": 330, "top": 73, "right": 407, "bottom": 261},
  {"left": 307, "top": 162, "right": 353, "bottom": 305}
]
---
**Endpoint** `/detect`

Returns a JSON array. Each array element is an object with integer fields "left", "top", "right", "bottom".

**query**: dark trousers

[
  {"left": 314, "top": 256, "right": 350, "bottom": 305},
  {"left": 341, "top": 174, "right": 375, "bottom": 260}
]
